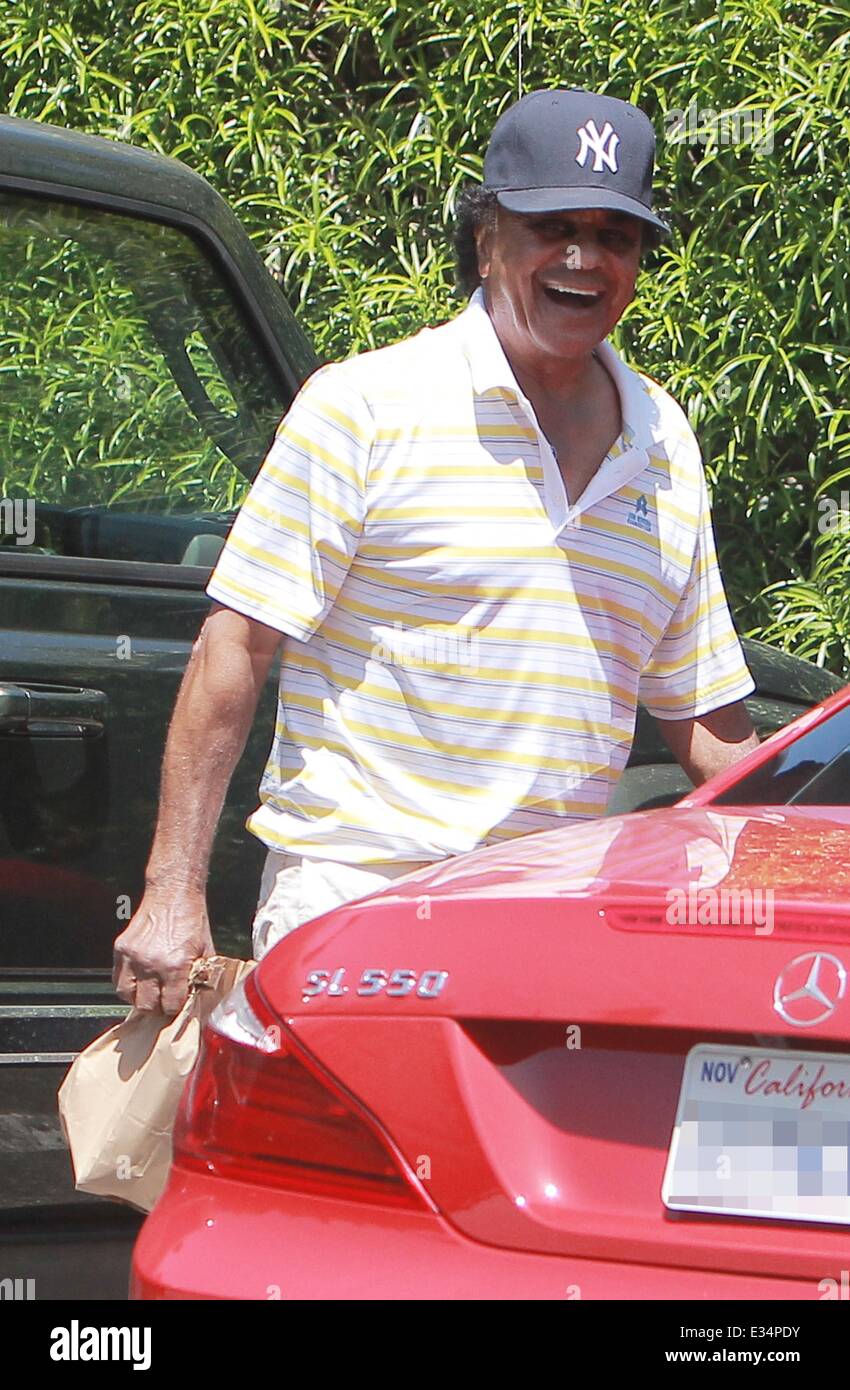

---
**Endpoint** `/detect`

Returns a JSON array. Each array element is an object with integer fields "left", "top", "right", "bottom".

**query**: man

[{"left": 114, "top": 88, "right": 758, "bottom": 1014}]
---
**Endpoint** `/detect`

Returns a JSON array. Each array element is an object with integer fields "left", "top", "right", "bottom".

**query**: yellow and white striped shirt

[{"left": 206, "top": 288, "right": 754, "bottom": 864}]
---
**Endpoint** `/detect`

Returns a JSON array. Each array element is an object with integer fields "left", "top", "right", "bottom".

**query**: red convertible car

[{"left": 132, "top": 684, "right": 850, "bottom": 1300}]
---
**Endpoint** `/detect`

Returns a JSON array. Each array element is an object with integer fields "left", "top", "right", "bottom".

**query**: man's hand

[
  {"left": 113, "top": 602, "right": 282, "bottom": 1014},
  {"left": 656, "top": 699, "right": 760, "bottom": 787},
  {"left": 113, "top": 889, "right": 213, "bottom": 1015}
]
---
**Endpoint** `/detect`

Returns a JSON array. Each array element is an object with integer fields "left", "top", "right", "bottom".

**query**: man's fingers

[
  {"left": 161, "top": 969, "right": 192, "bottom": 1017},
  {"left": 113, "top": 953, "right": 138, "bottom": 1005},
  {"left": 113, "top": 960, "right": 193, "bottom": 1015},
  {"left": 133, "top": 974, "right": 163, "bottom": 1014}
]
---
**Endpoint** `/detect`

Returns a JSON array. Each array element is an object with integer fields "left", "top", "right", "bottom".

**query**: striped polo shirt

[{"left": 206, "top": 287, "right": 755, "bottom": 864}]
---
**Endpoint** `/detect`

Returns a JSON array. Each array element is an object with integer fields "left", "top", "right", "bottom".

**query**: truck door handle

[{"left": 0, "top": 683, "right": 106, "bottom": 736}]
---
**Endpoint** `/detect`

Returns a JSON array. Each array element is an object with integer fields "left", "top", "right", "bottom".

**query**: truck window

[{"left": 0, "top": 190, "right": 290, "bottom": 566}]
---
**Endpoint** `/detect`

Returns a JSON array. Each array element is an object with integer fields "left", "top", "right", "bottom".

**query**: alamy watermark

[
  {"left": 0, "top": 497, "right": 35, "bottom": 546},
  {"left": 817, "top": 493, "right": 850, "bottom": 535},
  {"left": 666, "top": 884, "right": 774, "bottom": 935},
  {"left": 664, "top": 102, "right": 774, "bottom": 154},
  {"left": 50, "top": 1321, "right": 151, "bottom": 1370},
  {"left": 819, "top": 1270, "right": 850, "bottom": 1300},
  {"left": 371, "top": 621, "right": 480, "bottom": 673},
  {"left": 0, "top": 1276, "right": 35, "bottom": 1300}
]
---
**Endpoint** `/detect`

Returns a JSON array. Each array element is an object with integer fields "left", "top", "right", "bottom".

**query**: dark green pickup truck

[{"left": 0, "top": 114, "right": 843, "bottom": 1294}]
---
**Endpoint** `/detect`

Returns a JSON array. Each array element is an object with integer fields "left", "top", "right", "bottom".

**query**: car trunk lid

[{"left": 255, "top": 806, "right": 850, "bottom": 1276}]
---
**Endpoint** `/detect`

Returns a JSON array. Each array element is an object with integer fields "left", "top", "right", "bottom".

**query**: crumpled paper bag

[{"left": 58, "top": 955, "right": 255, "bottom": 1213}]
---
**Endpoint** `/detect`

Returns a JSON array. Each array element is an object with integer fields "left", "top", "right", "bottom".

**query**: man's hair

[
  {"left": 452, "top": 185, "right": 500, "bottom": 297},
  {"left": 452, "top": 182, "right": 665, "bottom": 297}
]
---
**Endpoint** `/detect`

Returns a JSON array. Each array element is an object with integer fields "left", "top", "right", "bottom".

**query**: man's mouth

[{"left": 541, "top": 283, "right": 604, "bottom": 309}]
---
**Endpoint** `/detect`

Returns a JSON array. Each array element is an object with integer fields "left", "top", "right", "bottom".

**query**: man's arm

[
  {"left": 655, "top": 698, "right": 760, "bottom": 787},
  {"left": 112, "top": 602, "right": 282, "bottom": 1014}
]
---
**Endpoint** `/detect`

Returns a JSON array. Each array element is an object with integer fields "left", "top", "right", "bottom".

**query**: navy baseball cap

[{"left": 483, "top": 88, "right": 669, "bottom": 236}]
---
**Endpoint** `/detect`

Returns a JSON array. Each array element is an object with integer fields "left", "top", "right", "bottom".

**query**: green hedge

[{"left": 2, "top": 0, "right": 849, "bottom": 671}]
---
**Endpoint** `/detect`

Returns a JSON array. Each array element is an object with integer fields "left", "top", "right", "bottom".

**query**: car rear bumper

[{"left": 131, "top": 1166, "right": 824, "bottom": 1301}]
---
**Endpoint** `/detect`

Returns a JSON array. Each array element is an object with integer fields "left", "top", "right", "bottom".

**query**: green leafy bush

[{"left": 1, "top": 0, "right": 848, "bottom": 671}]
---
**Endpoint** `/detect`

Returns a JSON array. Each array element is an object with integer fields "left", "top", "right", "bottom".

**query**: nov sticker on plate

[{"left": 663, "top": 1044, "right": 850, "bottom": 1226}]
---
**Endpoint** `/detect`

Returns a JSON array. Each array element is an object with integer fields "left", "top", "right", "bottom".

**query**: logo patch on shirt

[{"left": 626, "top": 493, "right": 652, "bottom": 533}]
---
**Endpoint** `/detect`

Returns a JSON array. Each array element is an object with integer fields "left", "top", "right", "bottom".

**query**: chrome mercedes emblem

[{"left": 773, "top": 952, "right": 847, "bottom": 1028}]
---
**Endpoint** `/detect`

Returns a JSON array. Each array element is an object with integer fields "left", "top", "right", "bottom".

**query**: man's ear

[{"left": 475, "top": 220, "right": 493, "bottom": 280}]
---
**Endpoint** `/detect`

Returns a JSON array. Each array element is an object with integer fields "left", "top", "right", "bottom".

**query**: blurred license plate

[{"left": 662, "top": 1044, "right": 850, "bottom": 1225}]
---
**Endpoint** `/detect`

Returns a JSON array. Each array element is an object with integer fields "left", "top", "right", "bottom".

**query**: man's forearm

[
  {"left": 656, "top": 699, "right": 760, "bottom": 787},
  {"left": 145, "top": 607, "right": 281, "bottom": 895}
]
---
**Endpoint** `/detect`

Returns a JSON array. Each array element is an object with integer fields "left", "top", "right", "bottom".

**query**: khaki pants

[{"left": 251, "top": 850, "right": 436, "bottom": 961}]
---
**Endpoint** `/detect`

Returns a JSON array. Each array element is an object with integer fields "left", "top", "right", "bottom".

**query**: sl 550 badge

[{"left": 302, "top": 968, "right": 449, "bottom": 1001}]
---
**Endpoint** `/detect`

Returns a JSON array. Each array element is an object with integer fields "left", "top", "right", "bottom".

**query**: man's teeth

[{"left": 545, "top": 285, "right": 601, "bottom": 297}]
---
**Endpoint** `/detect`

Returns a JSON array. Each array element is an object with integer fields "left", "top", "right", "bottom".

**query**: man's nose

[{"left": 566, "top": 231, "right": 603, "bottom": 272}]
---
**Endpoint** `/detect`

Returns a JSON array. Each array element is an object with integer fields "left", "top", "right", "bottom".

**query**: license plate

[{"left": 662, "top": 1044, "right": 850, "bottom": 1226}]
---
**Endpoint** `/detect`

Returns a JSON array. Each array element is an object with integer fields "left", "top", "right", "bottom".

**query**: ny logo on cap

[{"left": 575, "top": 119, "right": 620, "bottom": 174}]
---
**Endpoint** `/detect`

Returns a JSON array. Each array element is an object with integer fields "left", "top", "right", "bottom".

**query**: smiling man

[{"left": 114, "top": 88, "right": 759, "bottom": 1010}]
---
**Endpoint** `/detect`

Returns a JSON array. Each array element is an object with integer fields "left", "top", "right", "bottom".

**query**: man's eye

[{"left": 602, "top": 229, "right": 637, "bottom": 250}]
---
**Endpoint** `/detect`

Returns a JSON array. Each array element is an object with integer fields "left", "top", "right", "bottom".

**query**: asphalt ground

[{"left": 0, "top": 1207, "right": 141, "bottom": 1300}]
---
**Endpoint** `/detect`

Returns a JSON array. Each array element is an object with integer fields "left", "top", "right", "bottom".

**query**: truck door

[{"left": 0, "top": 182, "right": 298, "bottom": 1220}]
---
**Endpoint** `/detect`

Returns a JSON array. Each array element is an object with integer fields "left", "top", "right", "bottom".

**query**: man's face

[{"left": 475, "top": 205, "right": 643, "bottom": 373}]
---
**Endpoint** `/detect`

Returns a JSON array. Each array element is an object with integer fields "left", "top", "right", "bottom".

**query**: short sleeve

[
  {"left": 206, "top": 364, "right": 372, "bottom": 638},
  {"left": 638, "top": 474, "right": 755, "bottom": 720}
]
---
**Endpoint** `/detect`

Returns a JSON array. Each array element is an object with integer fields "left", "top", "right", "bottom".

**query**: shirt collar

[{"left": 455, "top": 286, "right": 663, "bottom": 454}]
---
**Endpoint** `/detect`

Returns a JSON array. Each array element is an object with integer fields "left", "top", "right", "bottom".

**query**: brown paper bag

[{"left": 57, "top": 955, "right": 255, "bottom": 1213}]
